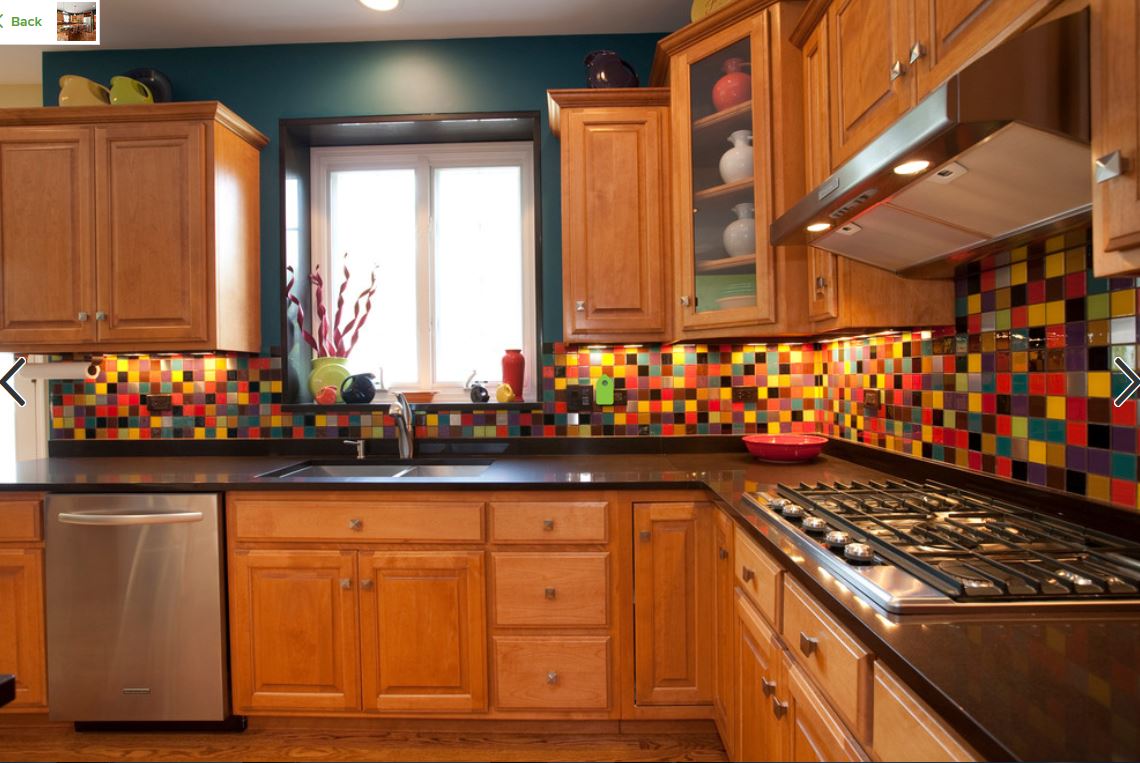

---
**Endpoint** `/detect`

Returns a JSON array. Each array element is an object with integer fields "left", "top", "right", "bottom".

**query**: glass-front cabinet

[{"left": 666, "top": 1, "right": 807, "bottom": 337}]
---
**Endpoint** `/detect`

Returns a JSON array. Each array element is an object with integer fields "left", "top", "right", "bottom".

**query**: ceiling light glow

[
  {"left": 893, "top": 159, "right": 931, "bottom": 175},
  {"left": 806, "top": 222, "right": 831, "bottom": 232},
  {"left": 359, "top": 0, "right": 401, "bottom": 10}
]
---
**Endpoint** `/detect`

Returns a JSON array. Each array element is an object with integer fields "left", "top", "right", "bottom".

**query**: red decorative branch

[
  {"left": 284, "top": 266, "right": 318, "bottom": 354},
  {"left": 285, "top": 258, "right": 378, "bottom": 360}
]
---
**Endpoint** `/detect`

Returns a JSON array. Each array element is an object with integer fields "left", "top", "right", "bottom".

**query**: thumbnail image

[{"left": 57, "top": 2, "right": 96, "bottom": 42}]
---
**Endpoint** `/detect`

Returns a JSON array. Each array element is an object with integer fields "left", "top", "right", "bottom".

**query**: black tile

[
  {"left": 1065, "top": 470, "right": 1087, "bottom": 495},
  {"left": 1088, "top": 423, "right": 1110, "bottom": 449}
]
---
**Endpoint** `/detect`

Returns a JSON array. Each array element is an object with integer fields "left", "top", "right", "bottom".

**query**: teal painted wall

[{"left": 43, "top": 34, "right": 662, "bottom": 352}]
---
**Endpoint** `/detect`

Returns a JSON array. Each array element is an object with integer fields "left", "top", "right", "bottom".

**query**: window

[{"left": 311, "top": 143, "right": 536, "bottom": 400}]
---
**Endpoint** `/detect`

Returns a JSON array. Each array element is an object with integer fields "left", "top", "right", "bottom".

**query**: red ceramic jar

[
  {"left": 712, "top": 57, "right": 751, "bottom": 112},
  {"left": 501, "top": 349, "right": 525, "bottom": 401}
]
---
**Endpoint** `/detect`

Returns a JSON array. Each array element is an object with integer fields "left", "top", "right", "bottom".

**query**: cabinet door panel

[
  {"left": 359, "top": 551, "right": 487, "bottom": 713},
  {"left": 95, "top": 121, "right": 209, "bottom": 343},
  {"left": 564, "top": 108, "right": 669, "bottom": 338},
  {"left": 1092, "top": 0, "right": 1140, "bottom": 275},
  {"left": 633, "top": 502, "right": 713, "bottom": 706},
  {"left": 802, "top": 20, "right": 840, "bottom": 322},
  {"left": 829, "top": 0, "right": 914, "bottom": 166},
  {"left": 735, "top": 591, "right": 781, "bottom": 762},
  {"left": 0, "top": 127, "right": 96, "bottom": 346},
  {"left": 0, "top": 549, "right": 46, "bottom": 709},
  {"left": 229, "top": 549, "right": 360, "bottom": 712},
  {"left": 785, "top": 657, "right": 867, "bottom": 762},
  {"left": 713, "top": 511, "right": 735, "bottom": 755}
]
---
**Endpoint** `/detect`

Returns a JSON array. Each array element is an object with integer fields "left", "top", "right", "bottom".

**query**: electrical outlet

[
  {"left": 612, "top": 389, "right": 628, "bottom": 406},
  {"left": 731, "top": 387, "right": 759, "bottom": 403},
  {"left": 146, "top": 394, "right": 172, "bottom": 412},
  {"left": 568, "top": 385, "right": 594, "bottom": 412},
  {"left": 863, "top": 389, "right": 881, "bottom": 416}
]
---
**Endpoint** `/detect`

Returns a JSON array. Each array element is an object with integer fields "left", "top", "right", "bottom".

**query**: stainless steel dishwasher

[{"left": 45, "top": 493, "right": 231, "bottom": 724}]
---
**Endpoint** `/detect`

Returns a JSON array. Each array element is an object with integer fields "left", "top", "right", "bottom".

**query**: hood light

[
  {"left": 359, "top": 0, "right": 400, "bottom": 10},
  {"left": 806, "top": 222, "right": 831, "bottom": 233},
  {"left": 893, "top": 159, "right": 931, "bottom": 175}
]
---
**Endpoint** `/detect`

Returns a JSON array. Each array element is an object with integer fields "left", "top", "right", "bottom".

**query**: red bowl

[{"left": 743, "top": 434, "right": 827, "bottom": 463}]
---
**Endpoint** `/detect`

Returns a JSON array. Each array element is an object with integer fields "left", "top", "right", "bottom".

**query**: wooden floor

[{"left": 0, "top": 721, "right": 727, "bottom": 762}]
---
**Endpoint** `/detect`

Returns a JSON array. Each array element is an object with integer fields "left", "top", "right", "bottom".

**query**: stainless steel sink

[{"left": 260, "top": 460, "right": 491, "bottom": 481}]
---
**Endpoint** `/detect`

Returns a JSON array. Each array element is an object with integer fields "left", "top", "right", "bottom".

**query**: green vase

[{"left": 308, "top": 357, "right": 351, "bottom": 403}]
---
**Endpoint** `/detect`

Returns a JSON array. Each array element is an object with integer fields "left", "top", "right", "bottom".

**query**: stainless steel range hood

[{"left": 771, "top": 10, "right": 1090, "bottom": 278}]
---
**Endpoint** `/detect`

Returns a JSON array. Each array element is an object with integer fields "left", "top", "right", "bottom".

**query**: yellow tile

[
  {"left": 1046, "top": 234, "right": 1066, "bottom": 252},
  {"left": 967, "top": 294, "right": 982, "bottom": 314},
  {"left": 1028, "top": 440, "right": 1047, "bottom": 464},
  {"left": 128, "top": 429, "right": 140, "bottom": 440},
  {"left": 968, "top": 392, "right": 981, "bottom": 412},
  {"left": 554, "top": 378, "right": 567, "bottom": 390},
  {"left": 1087, "top": 474, "right": 1110, "bottom": 502},
  {"left": 1010, "top": 261, "right": 1028, "bottom": 285},
  {"left": 1045, "top": 300, "right": 1065, "bottom": 325},
  {"left": 1111, "top": 289, "right": 1136, "bottom": 317},
  {"left": 968, "top": 354, "right": 981, "bottom": 373},
  {"left": 1010, "top": 245, "right": 1028, "bottom": 263},
  {"left": 1047, "top": 442, "right": 1066, "bottom": 467},
  {"left": 1027, "top": 303, "right": 1046, "bottom": 326},
  {"left": 601, "top": 353, "right": 614, "bottom": 365},
  {"left": 1088, "top": 372, "right": 1111, "bottom": 397},
  {"left": 1044, "top": 251, "right": 1064, "bottom": 278},
  {"left": 1046, "top": 396, "right": 1065, "bottom": 419}
]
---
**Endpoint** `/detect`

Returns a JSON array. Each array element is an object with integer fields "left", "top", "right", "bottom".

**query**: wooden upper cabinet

[
  {"left": 229, "top": 549, "right": 361, "bottom": 713},
  {"left": 828, "top": 0, "right": 915, "bottom": 167},
  {"left": 550, "top": 90, "right": 671, "bottom": 342},
  {"left": 0, "top": 127, "right": 96, "bottom": 346},
  {"left": 912, "top": 0, "right": 1055, "bottom": 99},
  {"left": 632, "top": 502, "right": 713, "bottom": 706},
  {"left": 0, "top": 102, "right": 266, "bottom": 353},
  {"left": 1092, "top": 0, "right": 1140, "bottom": 276},
  {"left": 802, "top": 20, "right": 841, "bottom": 323},
  {"left": 95, "top": 121, "right": 209, "bottom": 344},
  {"left": 358, "top": 550, "right": 487, "bottom": 713}
]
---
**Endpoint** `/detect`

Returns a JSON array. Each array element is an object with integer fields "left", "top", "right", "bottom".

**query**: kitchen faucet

[{"left": 390, "top": 392, "right": 415, "bottom": 460}]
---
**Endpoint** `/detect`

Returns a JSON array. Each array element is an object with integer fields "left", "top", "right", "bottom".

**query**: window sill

[{"left": 279, "top": 401, "right": 542, "bottom": 414}]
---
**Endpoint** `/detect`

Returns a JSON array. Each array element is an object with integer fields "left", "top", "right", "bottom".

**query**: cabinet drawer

[
  {"left": 493, "top": 636, "right": 610, "bottom": 710},
  {"left": 492, "top": 552, "right": 609, "bottom": 626},
  {"left": 734, "top": 531, "right": 781, "bottom": 626},
  {"left": 490, "top": 501, "right": 608, "bottom": 543},
  {"left": 0, "top": 497, "right": 42, "bottom": 542},
  {"left": 873, "top": 664, "right": 976, "bottom": 762},
  {"left": 783, "top": 577, "right": 872, "bottom": 740},
  {"left": 232, "top": 498, "right": 484, "bottom": 542}
]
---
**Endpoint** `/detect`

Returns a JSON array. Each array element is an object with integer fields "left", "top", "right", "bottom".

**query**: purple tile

[
  {"left": 1065, "top": 446, "right": 1088, "bottom": 471},
  {"left": 1012, "top": 396, "right": 1029, "bottom": 416},
  {"left": 1112, "top": 427, "right": 1136, "bottom": 452},
  {"left": 1066, "top": 321, "right": 1087, "bottom": 346},
  {"left": 1027, "top": 463, "right": 1048, "bottom": 485},
  {"left": 1087, "top": 448, "right": 1111, "bottom": 476},
  {"left": 1064, "top": 346, "right": 1087, "bottom": 371}
]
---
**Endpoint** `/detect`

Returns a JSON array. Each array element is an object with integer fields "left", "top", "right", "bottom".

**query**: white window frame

[{"left": 310, "top": 142, "right": 537, "bottom": 401}]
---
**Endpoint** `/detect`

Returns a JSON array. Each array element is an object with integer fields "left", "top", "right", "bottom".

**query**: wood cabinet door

[
  {"left": 632, "top": 502, "right": 713, "bottom": 706},
  {"left": 358, "top": 550, "right": 487, "bottom": 713},
  {"left": 0, "top": 548, "right": 46, "bottom": 709},
  {"left": 1092, "top": 0, "right": 1140, "bottom": 276},
  {"left": 802, "top": 20, "right": 840, "bottom": 322},
  {"left": 0, "top": 127, "right": 96, "bottom": 347},
  {"left": 563, "top": 107, "right": 669, "bottom": 340},
  {"left": 912, "top": 0, "right": 1051, "bottom": 100},
  {"left": 828, "top": 0, "right": 914, "bottom": 166},
  {"left": 94, "top": 121, "right": 210, "bottom": 344},
  {"left": 735, "top": 590, "right": 782, "bottom": 762},
  {"left": 783, "top": 655, "right": 867, "bottom": 762},
  {"left": 713, "top": 510, "right": 736, "bottom": 755},
  {"left": 229, "top": 549, "right": 360, "bottom": 712}
]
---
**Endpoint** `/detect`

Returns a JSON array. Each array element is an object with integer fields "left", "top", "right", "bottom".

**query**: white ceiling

[{"left": 1, "top": 0, "right": 689, "bottom": 84}]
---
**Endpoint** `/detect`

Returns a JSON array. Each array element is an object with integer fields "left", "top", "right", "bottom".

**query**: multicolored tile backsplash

[{"left": 49, "top": 228, "right": 1140, "bottom": 511}]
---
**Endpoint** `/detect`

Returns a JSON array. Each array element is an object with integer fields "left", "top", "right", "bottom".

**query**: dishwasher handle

[{"left": 56, "top": 510, "right": 205, "bottom": 526}]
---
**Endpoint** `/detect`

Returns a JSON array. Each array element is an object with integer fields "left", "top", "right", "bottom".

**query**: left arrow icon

[{"left": 1, "top": 357, "right": 26, "bottom": 407}]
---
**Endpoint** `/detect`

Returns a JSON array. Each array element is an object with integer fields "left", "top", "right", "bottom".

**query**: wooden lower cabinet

[
  {"left": 358, "top": 551, "right": 486, "bottom": 713},
  {"left": 713, "top": 510, "right": 736, "bottom": 756},
  {"left": 493, "top": 636, "right": 611, "bottom": 711},
  {"left": 229, "top": 549, "right": 361, "bottom": 713},
  {"left": 734, "top": 590, "right": 782, "bottom": 762},
  {"left": 782, "top": 656, "right": 867, "bottom": 762},
  {"left": 632, "top": 502, "right": 714, "bottom": 706},
  {"left": 872, "top": 664, "right": 976, "bottom": 762},
  {"left": 0, "top": 548, "right": 46, "bottom": 710}
]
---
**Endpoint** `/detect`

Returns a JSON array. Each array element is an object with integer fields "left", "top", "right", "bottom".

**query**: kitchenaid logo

[{"left": 0, "top": 0, "right": 99, "bottom": 44}]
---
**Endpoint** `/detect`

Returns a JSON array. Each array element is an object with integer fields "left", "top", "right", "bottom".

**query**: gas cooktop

[{"left": 744, "top": 480, "right": 1140, "bottom": 613}]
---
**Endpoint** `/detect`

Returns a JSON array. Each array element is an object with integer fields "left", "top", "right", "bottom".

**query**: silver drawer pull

[
  {"left": 340, "top": 578, "right": 352, "bottom": 590},
  {"left": 58, "top": 511, "right": 202, "bottom": 526},
  {"left": 1096, "top": 150, "right": 1129, "bottom": 183},
  {"left": 348, "top": 518, "right": 362, "bottom": 531},
  {"left": 547, "top": 671, "right": 558, "bottom": 685},
  {"left": 545, "top": 587, "right": 557, "bottom": 600},
  {"left": 799, "top": 632, "right": 819, "bottom": 657},
  {"left": 772, "top": 696, "right": 788, "bottom": 719},
  {"left": 761, "top": 677, "right": 776, "bottom": 697},
  {"left": 742, "top": 566, "right": 755, "bottom": 582},
  {"left": 543, "top": 518, "right": 555, "bottom": 531},
  {"left": 360, "top": 579, "right": 374, "bottom": 591}
]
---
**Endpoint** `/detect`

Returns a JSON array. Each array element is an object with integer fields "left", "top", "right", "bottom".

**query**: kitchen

[{"left": 0, "top": 0, "right": 1137, "bottom": 761}]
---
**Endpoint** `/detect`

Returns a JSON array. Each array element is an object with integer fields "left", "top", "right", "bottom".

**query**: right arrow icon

[{"left": 1114, "top": 357, "right": 1140, "bottom": 408}]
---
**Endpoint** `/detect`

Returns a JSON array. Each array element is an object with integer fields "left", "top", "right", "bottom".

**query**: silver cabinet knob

[
  {"left": 546, "top": 671, "right": 558, "bottom": 685},
  {"left": 718, "top": 547, "right": 728, "bottom": 560},
  {"left": 360, "top": 579, "right": 374, "bottom": 591},
  {"left": 77, "top": 312, "right": 89, "bottom": 322},
  {"left": 95, "top": 311, "right": 107, "bottom": 321},
  {"left": 742, "top": 566, "right": 755, "bottom": 582},
  {"left": 761, "top": 677, "right": 776, "bottom": 697},
  {"left": 815, "top": 276, "right": 828, "bottom": 291},
  {"left": 890, "top": 60, "right": 905, "bottom": 81},
  {"left": 340, "top": 578, "right": 352, "bottom": 590},
  {"left": 639, "top": 530, "right": 651, "bottom": 542},
  {"left": 679, "top": 296, "right": 690, "bottom": 307},
  {"left": 575, "top": 300, "right": 585, "bottom": 312},
  {"left": 908, "top": 41, "right": 926, "bottom": 64},
  {"left": 543, "top": 518, "right": 555, "bottom": 531},
  {"left": 1096, "top": 150, "right": 1129, "bottom": 184},
  {"left": 772, "top": 696, "right": 788, "bottom": 719},
  {"left": 544, "top": 587, "right": 557, "bottom": 600},
  {"left": 799, "top": 632, "right": 819, "bottom": 657},
  {"left": 348, "top": 518, "right": 362, "bottom": 531}
]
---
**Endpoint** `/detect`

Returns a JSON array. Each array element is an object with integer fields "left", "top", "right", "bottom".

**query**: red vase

[
  {"left": 501, "top": 349, "right": 525, "bottom": 401},
  {"left": 712, "top": 57, "right": 751, "bottom": 112}
]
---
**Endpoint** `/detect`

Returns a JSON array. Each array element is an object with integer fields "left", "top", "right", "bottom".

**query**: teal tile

[
  {"left": 1012, "top": 374, "right": 1029, "bottom": 395},
  {"left": 1111, "top": 452, "right": 1137, "bottom": 480},
  {"left": 996, "top": 436, "right": 1012, "bottom": 457},
  {"left": 1046, "top": 419, "right": 1066, "bottom": 444},
  {"left": 1028, "top": 417, "right": 1047, "bottom": 441}
]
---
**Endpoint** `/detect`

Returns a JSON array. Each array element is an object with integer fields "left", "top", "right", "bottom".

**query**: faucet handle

[{"left": 343, "top": 439, "right": 366, "bottom": 460}]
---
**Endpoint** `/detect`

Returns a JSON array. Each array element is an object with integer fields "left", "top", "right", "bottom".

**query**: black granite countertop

[{"left": 2, "top": 447, "right": 1137, "bottom": 760}]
